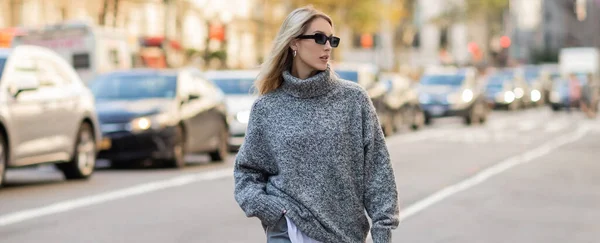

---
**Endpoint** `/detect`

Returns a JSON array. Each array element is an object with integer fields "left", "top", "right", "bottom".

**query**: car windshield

[
  {"left": 421, "top": 75, "right": 465, "bottom": 86},
  {"left": 498, "top": 70, "right": 515, "bottom": 78},
  {"left": 90, "top": 74, "right": 177, "bottom": 100},
  {"left": 487, "top": 75, "right": 509, "bottom": 89},
  {"left": 524, "top": 69, "right": 539, "bottom": 82},
  {"left": 336, "top": 70, "right": 358, "bottom": 82},
  {"left": 0, "top": 58, "right": 6, "bottom": 79},
  {"left": 210, "top": 77, "right": 255, "bottom": 95}
]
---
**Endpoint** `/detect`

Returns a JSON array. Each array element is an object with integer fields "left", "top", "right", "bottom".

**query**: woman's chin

[{"left": 311, "top": 62, "right": 328, "bottom": 71}]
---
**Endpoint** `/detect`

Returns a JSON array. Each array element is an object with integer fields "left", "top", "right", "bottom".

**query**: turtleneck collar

[{"left": 281, "top": 65, "right": 338, "bottom": 98}]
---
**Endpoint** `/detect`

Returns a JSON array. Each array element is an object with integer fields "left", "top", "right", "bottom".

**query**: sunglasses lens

[
  {"left": 314, "top": 33, "right": 328, "bottom": 44},
  {"left": 331, "top": 37, "right": 340, "bottom": 47}
]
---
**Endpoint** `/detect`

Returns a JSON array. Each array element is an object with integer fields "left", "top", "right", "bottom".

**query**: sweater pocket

[
  {"left": 258, "top": 195, "right": 288, "bottom": 228},
  {"left": 266, "top": 211, "right": 288, "bottom": 234}
]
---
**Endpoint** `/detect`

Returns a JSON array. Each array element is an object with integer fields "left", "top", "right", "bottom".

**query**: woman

[{"left": 234, "top": 6, "right": 399, "bottom": 243}]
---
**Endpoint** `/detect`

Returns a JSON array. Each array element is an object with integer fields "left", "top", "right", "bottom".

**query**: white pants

[{"left": 285, "top": 216, "right": 321, "bottom": 243}]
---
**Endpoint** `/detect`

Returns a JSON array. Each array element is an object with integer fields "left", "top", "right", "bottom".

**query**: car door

[
  {"left": 189, "top": 74, "right": 223, "bottom": 152},
  {"left": 4, "top": 55, "right": 52, "bottom": 162},
  {"left": 197, "top": 77, "right": 227, "bottom": 150},
  {"left": 175, "top": 73, "right": 208, "bottom": 152},
  {"left": 35, "top": 56, "right": 80, "bottom": 156}
]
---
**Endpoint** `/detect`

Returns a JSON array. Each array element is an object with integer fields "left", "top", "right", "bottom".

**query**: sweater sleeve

[
  {"left": 361, "top": 95, "right": 400, "bottom": 243},
  {"left": 233, "top": 101, "right": 286, "bottom": 228}
]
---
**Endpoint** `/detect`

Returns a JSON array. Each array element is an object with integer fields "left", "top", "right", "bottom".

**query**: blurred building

[
  {"left": 410, "top": 0, "right": 470, "bottom": 67},
  {"left": 0, "top": 0, "right": 268, "bottom": 69},
  {"left": 508, "top": 0, "right": 600, "bottom": 63},
  {"left": 508, "top": 0, "right": 542, "bottom": 63}
]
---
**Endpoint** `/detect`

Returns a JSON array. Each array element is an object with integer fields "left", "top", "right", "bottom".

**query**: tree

[{"left": 282, "top": 0, "right": 415, "bottom": 34}]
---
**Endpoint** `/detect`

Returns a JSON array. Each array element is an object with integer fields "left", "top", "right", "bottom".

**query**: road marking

[
  {"left": 0, "top": 108, "right": 577, "bottom": 228},
  {"left": 0, "top": 168, "right": 233, "bottom": 227},
  {"left": 397, "top": 125, "right": 590, "bottom": 223}
]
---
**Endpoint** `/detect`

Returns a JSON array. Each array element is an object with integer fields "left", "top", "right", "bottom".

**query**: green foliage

[
  {"left": 432, "top": 0, "right": 509, "bottom": 26},
  {"left": 286, "top": 0, "right": 415, "bottom": 33}
]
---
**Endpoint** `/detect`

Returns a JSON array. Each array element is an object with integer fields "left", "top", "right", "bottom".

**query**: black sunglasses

[{"left": 297, "top": 33, "right": 340, "bottom": 48}]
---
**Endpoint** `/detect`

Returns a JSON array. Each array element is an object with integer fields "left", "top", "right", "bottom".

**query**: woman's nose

[{"left": 324, "top": 41, "right": 332, "bottom": 51}]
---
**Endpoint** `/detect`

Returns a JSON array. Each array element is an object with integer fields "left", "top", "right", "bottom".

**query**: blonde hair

[{"left": 255, "top": 6, "right": 333, "bottom": 95}]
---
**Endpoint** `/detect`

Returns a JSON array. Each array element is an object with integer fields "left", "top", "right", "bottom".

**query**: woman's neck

[{"left": 291, "top": 61, "right": 318, "bottom": 80}]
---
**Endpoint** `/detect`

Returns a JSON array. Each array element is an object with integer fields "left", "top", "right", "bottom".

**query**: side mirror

[{"left": 10, "top": 76, "right": 40, "bottom": 97}]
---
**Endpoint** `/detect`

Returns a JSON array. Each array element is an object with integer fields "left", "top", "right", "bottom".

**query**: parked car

[
  {"left": 495, "top": 68, "right": 531, "bottom": 109},
  {"left": 90, "top": 68, "right": 229, "bottom": 168},
  {"left": 203, "top": 69, "right": 259, "bottom": 150},
  {"left": 484, "top": 71, "right": 519, "bottom": 110},
  {"left": 418, "top": 67, "right": 488, "bottom": 125},
  {"left": 377, "top": 72, "right": 425, "bottom": 134},
  {"left": 0, "top": 45, "right": 102, "bottom": 187}
]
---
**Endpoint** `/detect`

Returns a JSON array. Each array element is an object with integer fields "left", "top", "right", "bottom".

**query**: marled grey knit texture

[{"left": 234, "top": 66, "right": 399, "bottom": 243}]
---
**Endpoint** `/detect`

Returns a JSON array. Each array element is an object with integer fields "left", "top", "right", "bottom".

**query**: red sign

[
  {"left": 500, "top": 36, "right": 511, "bottom": 49},
  {"left": 209, "top": 23, "right": 225, "bottom": 41},
  {"left": 360, "top": 33, "right": 373, "bottom": 49}
]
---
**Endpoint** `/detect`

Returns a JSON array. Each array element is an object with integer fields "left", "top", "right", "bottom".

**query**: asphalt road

[{"left": 1, "top": 107, "right": 599, "bottom": 243}]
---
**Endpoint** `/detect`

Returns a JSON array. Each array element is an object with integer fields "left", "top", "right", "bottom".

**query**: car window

[
  {"left": 421, "top": 75, "right": 465, "bottom": 86},
  {"left": 90, "top": 74, "right": 177, "bottom": 100},
  {"left": 8, "top": 57, "right": 38, "bottom": 85},
  {"left": 0, "top": 58, "right": 6, "bottom": 80},
  {"left": 336, "top": 70, "right": 359, "bottom": 82},
  {"left": 36, "top": 58, "right": 69, "bottom": 87},
  {"left": 210, "top": 77, "right": 256, "bottom": 95},
  {"left": 487, "top": 75, "right": 510, "bottom": 89}
]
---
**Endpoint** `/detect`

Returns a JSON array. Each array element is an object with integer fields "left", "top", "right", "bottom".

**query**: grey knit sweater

[{"left": 233, "top": 66, "right": 399, "bottom": 243}]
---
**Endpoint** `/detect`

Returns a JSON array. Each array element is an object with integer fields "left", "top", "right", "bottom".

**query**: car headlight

[
  {"left": 127, "top": 113, "right": 174, "bottom": 132},
  {"left": 514, "top": 88, "right": 524, "bottom": 99},
  {"left": 504, "top": 91, "right": 515, "bottom": 103},
  {"left": 129, "top": 117, "right": 152, "bottom": 132},
  {"left": 235, "top": 110, "right": 251, "bottom": 124},
  {"left": 461, "top": 89, "right": 473, "bottom": 102},
  {"left": 530, "top": 89, "right": 541, "bottom": 102}
]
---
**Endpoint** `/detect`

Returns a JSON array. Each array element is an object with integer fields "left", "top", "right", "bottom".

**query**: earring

[{"left": 293, "top": 50, "right": 297, "bottom": 57}]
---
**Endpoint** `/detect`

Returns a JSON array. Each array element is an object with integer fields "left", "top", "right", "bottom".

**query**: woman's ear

[{"left": 289, "top": 39, "right": 298, "bottom": 51}]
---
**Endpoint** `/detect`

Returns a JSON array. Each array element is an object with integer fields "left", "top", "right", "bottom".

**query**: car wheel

[
  {"left": 0, "top": 133, "right": 7, "bottom": 188},
  {"left": 392, "top": 111, "right": 404, "bottom": 133},
  {"left": 209, "top": 122, "right": 229, "bottom": 162},
  {"left": 465, "top": 102, "right": 484, "bottom": 126},
  {"left": 411, "top": 107, "right": 426, "bottom": 130},
  {"left": 382, "top": 114, "right": 395, "bottom": 137},
  {"left": 479, "top": 103, "right": 489, "bottom": 124},
  {"left": 424, "top": 113, "right": 432, "bottom": 125},
  {"left": 58, "top": 123, "right": 96, "bottom": 180},
  {"left": 551, "top": 104, "right": 560, "bottom": 112},
  {"left": 166, "top": 125, "right": 186, "bottom": 168}
]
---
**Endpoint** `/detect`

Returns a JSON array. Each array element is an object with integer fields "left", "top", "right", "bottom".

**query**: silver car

[
  {"left": 0, "top": 45, "right": 101, "bottom": 187},
  {"left": 203, "top": 70, "right": 259, "bottom": 150}
]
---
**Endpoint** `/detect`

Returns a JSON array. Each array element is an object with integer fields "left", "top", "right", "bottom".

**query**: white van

[
  {"left": 11, "top": 21, "right": 133, "bottom": 84},
  {"left": 559, "top": 47, "right": 599, "bottom": 78}
]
